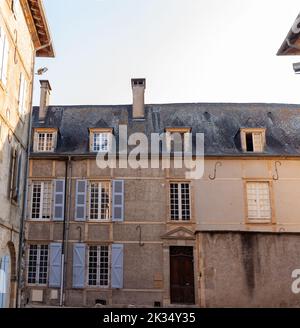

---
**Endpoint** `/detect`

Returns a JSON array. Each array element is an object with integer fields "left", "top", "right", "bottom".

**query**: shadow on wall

[{"left": 0, "top": 111, "right": 30, "bottom": 308}]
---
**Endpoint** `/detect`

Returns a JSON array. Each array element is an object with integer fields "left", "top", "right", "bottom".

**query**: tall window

[
  {"left": 18, "top": 73, "right": 27, "bottom": 117},
  {"left": 170, "top": 182, "right": 191, "bottom": 221},
  {"left": 246, "top": 182, "right": 272, "bottom": 222},
  {"left": 10, "top": 149, "right": 22, "bottom": 203},
  {"left": 31, "top": 181, "right": 53, "bottom": 220},
  {"left": 88, "top": 245, "right": 109, "bottom": 287},
  {"left": 37, "top": 132, "right": 54, "bottom": 152},
  {"left": 92, "top": 133, "right": 109, "bottom": 152},
  {"left": 0, "top": 26, "right": 9, "bottom": 85},
  {"left": 89, "top": 181, "right": 110, "bottom": 220},
  {"left": 27, "top": 245, "right": 49, "bottom": 285}
]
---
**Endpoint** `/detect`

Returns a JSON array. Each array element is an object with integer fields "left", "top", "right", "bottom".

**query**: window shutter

[
  {"left": 49, "top": 243, "right": 62, "bottom": 288},
  {"left": 26, "top": 181, "right": 32, "bottom": 220},
  {"left": 21, "top": 78, "right": 27, "bottom": 116},
  {"left": 75, "top": 180, "right": 87, "bottom": 221},
  {"left": 0, "top": 256, "right": 10, "bottom": 308},
  {"left": 0, "top": 27, "right": 4, "bottom": 77},
  {"left": 53, "top": 179, "right": 65, "bottom": 221},
  {"left": 73, "top": 243, "right": 86, "bottom": 288},
  {"left": 112, "top": 180, "right": 124, "bottom": 222},
  {"left": 33, "top": 131, "right": 38, "bottom": 152},
  {"left": 18, "top": 73, "right": 24, "bottom": 115},
  {"left": 1, "top": 35, "right": 9, "bottom": 85},
  {"left": 111, "top": 244, "right": 124, "bottom": 289},
  {"left": 253, "top": 133, "right": 263, "bottom": 152}
]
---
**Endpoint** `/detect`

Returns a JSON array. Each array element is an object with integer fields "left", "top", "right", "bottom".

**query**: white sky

[{"left": 33, "top": 0, "right": 300, "bottom": 106}]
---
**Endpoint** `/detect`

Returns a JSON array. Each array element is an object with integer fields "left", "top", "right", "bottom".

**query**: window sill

[
  {"left": 87, "top": 219, "right": 111, "bottom": 223},
  {"left": 27, "top": 219, "right": 52, "bottom": 222},
  {"left": 246, "top": 220, "right": 273, "bottom": 224},
  {"left": 168, "top": 220, "right": 194, "bottom": 224},
  {"left": 26, "top": 284, "right": 48, "bottom": 288}
]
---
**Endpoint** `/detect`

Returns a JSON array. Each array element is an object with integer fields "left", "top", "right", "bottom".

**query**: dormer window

[
  {"left": 90, "top": 128, "right": 113, "bottom": 153},
  {"left": 165, "top": 128, "right": 192, "bottom": 153},
  {"left": 241, "top": 128, "right": 265, "bottom": 153},
  {"left": 34, "top": 129, "right": 57, "bottom": 152}
]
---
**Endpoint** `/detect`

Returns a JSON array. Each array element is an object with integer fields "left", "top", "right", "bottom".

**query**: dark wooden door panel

[{"left": 170, "top": 246, "right": 195, "bottom": 305}]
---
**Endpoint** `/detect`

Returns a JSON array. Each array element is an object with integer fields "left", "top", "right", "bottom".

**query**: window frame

[
  {"left": 18, "top": 72, "right": 27, "bottom": 118},
  {"left": 30, "top": 180, "right": 53, "bottom": 221},
  {"left": 88, "top": 180, "right": 111, "bottom": 221},
  {"left": 89, "top": 128, "right": 113, "bottom": 153},
  {"left": 27, "top": 244, "right": 49, "bottom": 287},
  {"left": 240, "top": 128, "right": 266, "bottom": 153},
  {"left": 87, "top": 244, "right": 111, "bottom": 288},
  {"left": 0, "top": 26, "right": 9, "bottom": 88},
  {"left": 33, "top": 128, "right": 57, "bottom": 153},
  {"left": 165, "top": 127, "right": 192, "bottom": 154},
  {"left": 168, "top": 180, "right": 192, "bottom": 222},
  {"left": 244, "top": 179, "right": 275, "bottom": 224}
]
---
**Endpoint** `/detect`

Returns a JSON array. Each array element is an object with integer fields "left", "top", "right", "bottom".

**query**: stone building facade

[
  {"left": 21, "top": 77, "right": 300, "bottom": 308},
  {"left": 0, "top": 0, "right": 53, "bottom": 308}
]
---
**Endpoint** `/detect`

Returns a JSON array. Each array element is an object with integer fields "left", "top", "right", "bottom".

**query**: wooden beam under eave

[
  {"left": 19, "top": 0, "right": 42, "bottom": 50},
  {"left": 19, "top": 0, "right": 55, "bottom": 58}
]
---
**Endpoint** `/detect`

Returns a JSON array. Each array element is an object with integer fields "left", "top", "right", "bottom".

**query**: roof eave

[{"left": 20, "top": 0, "right": 55, "bottom": 58}]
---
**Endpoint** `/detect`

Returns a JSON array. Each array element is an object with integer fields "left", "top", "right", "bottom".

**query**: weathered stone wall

[
  {"left": 0, "top": 0, "right": 35, "bottom": 308},
  {"left": 199, "top": 232, "right": 300, "bottom": 308}
]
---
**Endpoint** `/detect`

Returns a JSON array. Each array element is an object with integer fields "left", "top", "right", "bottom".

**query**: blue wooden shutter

[
  {"left": 49, "top": 243, "right": 62, "bottom": 288},
  {"left": 0, "top": 256, "right": 10, "bottom": 308},
  {"left": 75, "top": 180, "right": 87, "bottom": 221},
  {"left": 15, "top": 153, "right": 22, "bottom": 201},
  {"left": 53, "top": 179, "right": 65, "bottom": 221},
  {"left": 111, "top": 244, "right": 124, "bottom": 289},
  {"left": 112, "top": 180, "right": 124, "bottom": 222},
  {"left": 73, "top": 243, "right": 86, "bottom": 288}
]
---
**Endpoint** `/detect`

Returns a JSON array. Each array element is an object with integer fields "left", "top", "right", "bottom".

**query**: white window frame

[
  {"left": 88, "top": 181, "right": 111, "bottom": 221},
  {"left": 34, "top": 129, "right": 57, "bottom": 153},
  {"left": 169, "top": 182, "right": 191, "bottom": 221},
  {"left": 87, "top": 245, "right": 110, "bottom": 288},
  {"left": 246, "top": 181, "right": 272, "bottom": 223},
  {"left": 27, "top": 244, "right": 49, "bottom": 286},
  {"left": 89, "top": 129, "right": 113, "bottom": 153},
  {"left": 30, "top": 181, "right": 53, "bottom": 220},
  {"left": 241, "top": 128, "right": 266, "bottom": 153},
  {"left": 0, "top": 26, "right": 9, "bottom": 86},
  {"left": 18, "top": 73, "right": 27, "bottom": 117}
]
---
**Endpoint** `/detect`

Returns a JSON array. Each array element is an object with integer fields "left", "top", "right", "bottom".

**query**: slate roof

[{"left": 31, "top": 103, "right": 300, "bottom": 156}]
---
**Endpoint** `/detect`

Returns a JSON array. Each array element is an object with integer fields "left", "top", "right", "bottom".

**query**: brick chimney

[
  {"left": 39, "top": 80, "right": 51, "bottom": 121},
  {"left": 131, "top": 78, "right": 146, "bottom": 119}
]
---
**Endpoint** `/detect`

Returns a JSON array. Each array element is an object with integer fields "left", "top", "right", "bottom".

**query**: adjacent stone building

[
  {"left": 22, "top": 77, "right": 300, "bottom": 307},
  {"left": 0, "top": 0, "right": 53, "bottom": 308}
]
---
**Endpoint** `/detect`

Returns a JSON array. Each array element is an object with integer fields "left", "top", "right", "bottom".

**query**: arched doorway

[
  {"left": 0, "top": 255, "right": 10, "bottom": 308},
  {"left": 7, "top": 242, "right": 17, "bottom": 308},
  {"left": 0, "top": 242, "right": 17, "bottom": 308}
]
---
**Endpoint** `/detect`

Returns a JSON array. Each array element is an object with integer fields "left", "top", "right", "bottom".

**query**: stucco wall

[
  {"left": 199, "top": 231, "right": 300, "bottom": 307},
  {"left": 0, "top": 0, "right": 36, "bottom": 308},
  {"left": 196, "top": 159, "right": 300, "bottom": 232}
]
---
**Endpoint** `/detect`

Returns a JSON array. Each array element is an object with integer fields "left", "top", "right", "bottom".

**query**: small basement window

[{"left": 241, "top": 128, "right": 265, "bottom": 153}]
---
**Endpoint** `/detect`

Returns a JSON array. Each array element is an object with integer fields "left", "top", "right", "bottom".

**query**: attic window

[
  {"left": 165, "top": 128, "right": 192, "bottom": 153},
  {"left": 34, "top": 129, "right": 57, "bottom": 153},
  {"left": 90, "top": 128, "right": 113, "bottom": 153},
  {"left": 241, "top": 128, "right": 265, "bottom": 153}
]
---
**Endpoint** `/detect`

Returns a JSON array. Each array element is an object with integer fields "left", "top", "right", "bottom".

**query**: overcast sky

[{"left": 33, "top": 0, "right": 300, "bottom": 106}]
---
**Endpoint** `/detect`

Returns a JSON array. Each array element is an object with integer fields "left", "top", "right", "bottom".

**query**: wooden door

[{"left": 170, "top": 246, "right": 195, "bottom": 304}]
